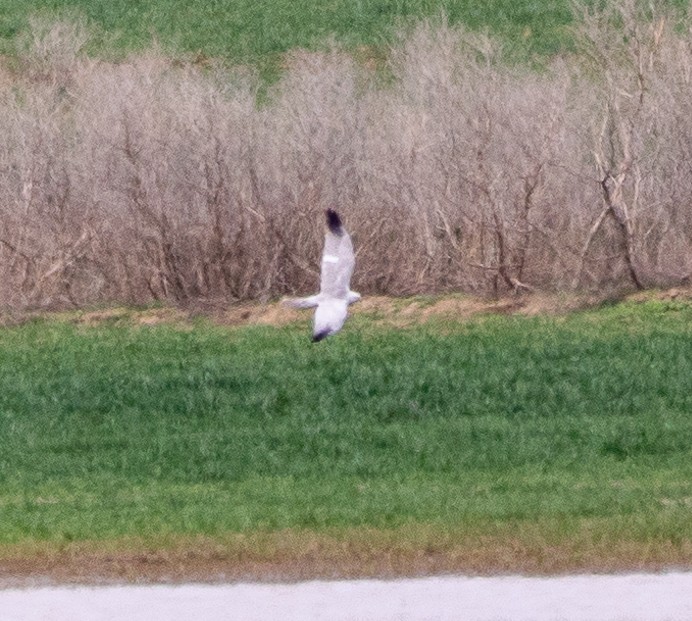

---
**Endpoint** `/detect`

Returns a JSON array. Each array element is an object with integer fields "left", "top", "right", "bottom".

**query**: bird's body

[
  {"left": 312, "top": 297, "right": 349, "bottom": 341},
  {"left": 282, "top": 210, "right": 361, "bottom": 341}
]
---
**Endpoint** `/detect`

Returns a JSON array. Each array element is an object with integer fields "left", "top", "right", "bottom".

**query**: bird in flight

[{"left": 283, "top": 209, "right": 361, "bottom": 341}]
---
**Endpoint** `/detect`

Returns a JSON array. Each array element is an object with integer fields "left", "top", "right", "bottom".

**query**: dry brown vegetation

[
  {"left": 2, "top": 522, "right": 690, "bottom": 586},
  {"left": 1, "top": 3, "right": 691, "bottom": 311}
]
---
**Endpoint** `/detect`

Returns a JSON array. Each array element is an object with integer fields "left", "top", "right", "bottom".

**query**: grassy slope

[
  {"left": 0, "top": 0, "right": 577, "bottom": 64},
  {"left": 0, "top": 298, "right": 690, "bottom": 577},
  {"left": 4, "top": 1, "right": 689, "bottom": 64}
]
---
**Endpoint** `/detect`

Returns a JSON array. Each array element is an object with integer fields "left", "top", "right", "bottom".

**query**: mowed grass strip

[{"left": 0, "top": 298, "right": 690, "bottom": 577}]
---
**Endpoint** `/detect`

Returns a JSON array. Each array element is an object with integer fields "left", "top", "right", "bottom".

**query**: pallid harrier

[{"left": 282, "top": 210, "right": 361, "bottom": 341}]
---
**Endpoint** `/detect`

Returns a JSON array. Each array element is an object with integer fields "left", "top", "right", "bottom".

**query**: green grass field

[
  {"left": 0, "top": 298, "right": 690, "bottom": 578},
  {"left": 0, "top": 0, "right": 574, "bottom": 63},
  {"left": 1, "top": 0, "right": 685, "bottom": 69},
  {"left": 1, "top": 0, "right": 691, "bottom": 581}
]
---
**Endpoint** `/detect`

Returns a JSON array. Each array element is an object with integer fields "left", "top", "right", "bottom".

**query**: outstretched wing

[
  {"left": 320, "top": 209, "right": 355, "bottom": 300},
  {"left": 281, "top": 295, "right": 319, "bottom": 309}
]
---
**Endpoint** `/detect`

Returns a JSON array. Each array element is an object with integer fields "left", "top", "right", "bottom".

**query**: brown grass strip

[{"left": 1, "top": 523, "right": 690, "bottom": 586}]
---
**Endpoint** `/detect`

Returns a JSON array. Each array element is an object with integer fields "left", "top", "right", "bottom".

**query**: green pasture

[
  {"left": 0, "top": 298, "right": 690, "bottom": 573},
  {"left": 0, "top": 0, "right": 686, "bottom": 68},
  {"left": 0, "top": 0, "right": 573, "bottom": 62}
]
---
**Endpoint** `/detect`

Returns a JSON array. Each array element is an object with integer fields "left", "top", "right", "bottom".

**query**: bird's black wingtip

[
  {"left": 325, "top": 209, "right": 343, "bottom": 235},
  {"left": 312, "top": 329, "right": 330, "bottom": 342}
]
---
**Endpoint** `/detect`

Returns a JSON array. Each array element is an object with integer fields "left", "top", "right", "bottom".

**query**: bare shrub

[
  {"left": 70, "top": 57, "right": 260, "bottom": 304},
  {"left": 0, "top": 4, "right": 691, "bottom": 311},
  {"left": 568, "top": 0, "right": 692, "bottom": 289},
  {"left": 17, "top": 16, "right": 91, "bottom": 88},
  {"left": 377, "top": 24, "right": 584, "bottom": 294}
]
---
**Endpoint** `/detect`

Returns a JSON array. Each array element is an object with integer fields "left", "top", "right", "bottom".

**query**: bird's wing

[
  {"left": 320, "top": 210, "right": 355, "bottom": 300},
  {"left": 281, "top": 295, "right": 320, "bottom": 309}
]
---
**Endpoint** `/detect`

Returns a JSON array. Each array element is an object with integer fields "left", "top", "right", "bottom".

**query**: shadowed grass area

[{"left": 0, "top": 298, "right": 690, "bottom": 577}]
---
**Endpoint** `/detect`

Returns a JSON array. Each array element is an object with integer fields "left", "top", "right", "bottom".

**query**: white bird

[{"left": 282, "top": 209, "right": 361, "bottom": 341}]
